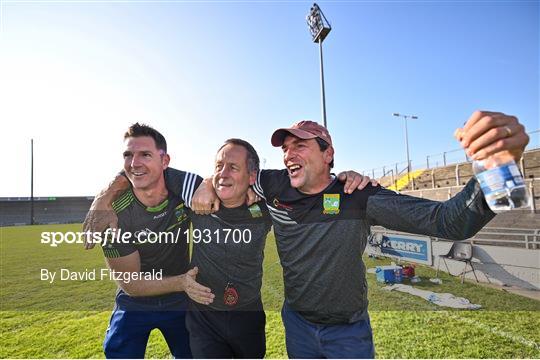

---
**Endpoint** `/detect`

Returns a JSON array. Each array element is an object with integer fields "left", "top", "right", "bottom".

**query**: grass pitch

[{"left": 1, "top": 224, "right": 539, "bottom": 358}]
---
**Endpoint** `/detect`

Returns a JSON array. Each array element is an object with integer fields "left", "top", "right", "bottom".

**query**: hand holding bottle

[
  {"left": 454, "top": 110, "right": 528, "bottom": 163},
  {"left": 455, "top": 111, "right": 530, "bottom": 211}
]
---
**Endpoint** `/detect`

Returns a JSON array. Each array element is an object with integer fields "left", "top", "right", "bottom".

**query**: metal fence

[
  {"left": 364, "top": 129, "right": 540, "bottom": 179},
  {"left": 468, "top": 228, "right": 540, "bottom": 250},
  {"left": 371, "top": 226, "right": 540, "bottom": 250}
]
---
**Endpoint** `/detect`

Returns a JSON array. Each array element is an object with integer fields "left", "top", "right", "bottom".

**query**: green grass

[{"left": 1, "top": 224, "right": 539, "bottom": 358}]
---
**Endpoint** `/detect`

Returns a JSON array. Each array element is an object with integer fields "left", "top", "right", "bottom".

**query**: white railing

[
  {"left": 371, "top": 226, "right": 540, "bottom": 250},
  {"left": 468, "top": 228, "right": 540, "bottom": 250},
  {"left": 364, "top": 133, "right": 539, "bottom": 180}
]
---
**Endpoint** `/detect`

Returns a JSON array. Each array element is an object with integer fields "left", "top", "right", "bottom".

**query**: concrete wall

[
  {"left": 367, "top": 232, "right": 540, "bottom": 290},
  {"left": 431, "top": 240, "right": 540, "bottom": 290}
]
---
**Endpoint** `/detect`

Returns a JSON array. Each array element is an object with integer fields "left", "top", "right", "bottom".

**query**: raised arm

[
  {"left": 83, "top": 173, "right": 130, "bottom": 249},
  {"left": 368, "top": 110, "right": 528, "bottom": 240},
  {"left": 190, "top": 176, "right": 261, "bottom": 214},
  {"left": 190, "top": 177, "right": 220, "bottom": 215},
  {"left": 367, "top": 178, "right": 494, "bottom": 240}
]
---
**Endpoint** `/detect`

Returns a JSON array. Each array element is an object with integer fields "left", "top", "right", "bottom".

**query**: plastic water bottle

[{"left": 473, "top": 155, "right": 530, "bottom": 211}]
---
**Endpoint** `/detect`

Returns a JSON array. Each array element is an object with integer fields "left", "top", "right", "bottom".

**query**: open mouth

[
  {"left": 131, "top": 171, "right": 147, "bottom": 177},
  {"left": 287, "top": 164, "right": 302, "bottom": 176}
]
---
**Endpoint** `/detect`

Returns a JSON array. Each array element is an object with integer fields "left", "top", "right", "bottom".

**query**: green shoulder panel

[{"left": 112, "top": 189, "right": 135, "bottom": 213}]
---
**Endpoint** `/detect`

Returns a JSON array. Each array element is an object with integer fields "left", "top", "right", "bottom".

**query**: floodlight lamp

[{"left": 306, "top": 3, "right": 332, "bottom": 43}]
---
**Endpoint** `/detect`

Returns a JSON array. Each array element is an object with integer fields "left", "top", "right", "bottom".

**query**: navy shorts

[
  {"left": 281, "top": 301, "right": 375, "bottom": 359},
  {"left": 185, "top": 297, "right": 266, "bottom": 358},
  {"left": 103, "top": 291, "right": 192, "bottom": 359}
]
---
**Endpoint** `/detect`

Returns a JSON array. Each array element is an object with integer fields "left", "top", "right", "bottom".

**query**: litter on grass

[{"left": 382, "top": 284, "right": 482, "bottom": 309}]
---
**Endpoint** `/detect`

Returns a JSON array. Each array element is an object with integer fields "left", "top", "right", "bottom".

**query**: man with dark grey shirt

[
  {"left": 98, "top": 123, "right": 212, "bottom": 359},
  {"left": 192, "top": 111, "right": 529, "bottom": 358},
  {"left": 165, "top": 139, "right": 272, "bottom": 358}
]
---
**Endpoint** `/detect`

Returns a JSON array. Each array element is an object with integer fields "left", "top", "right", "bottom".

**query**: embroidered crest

[
  {"left": 323, "top": 194, "right": 340, "bottom": 215},
  {"left": 174, "top": 204, "right": 187, "bottom": 222},
  {"left": 248, "top": 204, "right": 263, "bottom": 218}
]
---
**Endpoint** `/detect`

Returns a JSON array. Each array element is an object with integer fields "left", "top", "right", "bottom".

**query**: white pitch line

[{"left": 447, "top": 312, "right": 540, "bottom": 351}]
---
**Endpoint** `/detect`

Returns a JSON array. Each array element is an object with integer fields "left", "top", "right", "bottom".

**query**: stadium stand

[
  {"left": 383, "top": 148, "right": 540, "bottom": 248},
  {"left": 0, "top": 197, "right": 93, "bottom": 226},
  {"left": 380, "top": 148, "right": 540, "bottom": 193}
]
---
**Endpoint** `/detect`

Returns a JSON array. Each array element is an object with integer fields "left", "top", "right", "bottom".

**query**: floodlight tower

[
  {"left": 306, "top": 3, "right": 332, "bottom": 129},
  {"left": 392, "top": 113, "right": 418, "bottom": 184}
]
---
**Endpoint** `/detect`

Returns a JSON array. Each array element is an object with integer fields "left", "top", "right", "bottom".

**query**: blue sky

[{"left": 1, "top": 0, "right": 538, "bottom": 196}]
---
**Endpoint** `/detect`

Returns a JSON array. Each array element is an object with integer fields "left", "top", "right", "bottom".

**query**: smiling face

[
  {"left": 213, "top": 143, "right": 256, "bottom": 208},
  {"left": 282, "top": 135, "right": 334, "bottom": 194},
  {"left": 123, "top": 136, "right": 170, "bottom": 191}
]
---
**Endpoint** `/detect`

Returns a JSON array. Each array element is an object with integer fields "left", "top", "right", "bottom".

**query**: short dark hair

[
  {"left": 218, "top": 138, "right": 260, "bottom": 173},
  {"left": 315, "top": 137, "right": 334, "bottom": 169},
  {"left": 124, "top": 123, "right": 167, "bottom": 153}
]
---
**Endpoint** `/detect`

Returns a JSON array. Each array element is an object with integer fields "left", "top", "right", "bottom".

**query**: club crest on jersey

[
  {"left": 175, "top": 204, "right": 187, "bottom": 223},
  {"left": 248, "top": 204, "right": 263, "bottom": 218},
  {"left": 323, "top": 194, "right": 340, "bottom": 215}
]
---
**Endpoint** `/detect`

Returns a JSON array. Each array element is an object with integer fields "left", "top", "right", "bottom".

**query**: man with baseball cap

[
  {"left": 191, "top": 110, "right": 529, "bottom": 358},
  {"left": 272, "top": 120, "right": 333, "bottom": 145}
]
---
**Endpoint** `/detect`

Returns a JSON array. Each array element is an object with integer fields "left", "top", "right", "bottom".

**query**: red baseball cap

[{"left": 271, "top": 120, "right": 333, "bottom": 147}]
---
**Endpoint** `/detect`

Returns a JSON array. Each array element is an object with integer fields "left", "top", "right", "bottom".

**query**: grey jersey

[
  {"left": 103, "top": 189, "right": 190, "bottom": 276},
  {"left": 189, "top": 202, "right": 272, "bottom": 310},
  {"left": 163, "top": 168, "right": 273, "bottom": 310},
  {"left": 102, "top": 170, "right": 200, "bottom": 277},
  {"left": 254, "top": 169, "right": 494, "bottom": 324}
]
